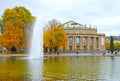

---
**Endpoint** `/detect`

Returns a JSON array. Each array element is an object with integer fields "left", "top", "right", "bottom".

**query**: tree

[
  {"left": 110, "top": 36, "right": 114, "bottom": 54},
  {"left": 2, "top": 6, "right": 35, "bottom": 24},
  {"left": 44, "top": 20, "right": 67, "bottom": 54},
  {"left": 0, "top": 6, "right": 35, "bottom": 52},
  {"left": 0, "top": 19, "right": 3, "bottom": 34},
  {"left": 0, "top": 20, "right": 25, "bottom": 50},
  {"left": 105, "top": 40, "right": 110, "bottom": 50},
  {"left": 114, "top": 42, "right": 120, "bottom": 50},
  {"left": 2, "top": 6, "right": 35, "bottom": 38}
]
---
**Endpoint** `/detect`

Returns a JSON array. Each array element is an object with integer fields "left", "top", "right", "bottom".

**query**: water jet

[{"left": 28, "top": 18, "right": 43, "bottom": 59}]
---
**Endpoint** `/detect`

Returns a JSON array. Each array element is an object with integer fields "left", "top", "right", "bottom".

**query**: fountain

[
  {"left": 28, "top": 18, "right": 43, "bottom": 59},
  {"left": 28, "top": 18, "right": 43, "bottom": 80}
]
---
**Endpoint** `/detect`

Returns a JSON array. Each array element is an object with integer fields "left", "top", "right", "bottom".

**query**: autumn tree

[
  {"left": 44, "top": 20, "right": 67, "bottom": 54},
  {"left": 2, "top": 6, "right": 35, "bottom": 24},
  {"left": 105, "top": 39, "right": 120, "bottom": 51},
  {"left": 114, "top": 42, "right": 120, "bottom": 50},
  {"left": 0, "top": 6, "right": 35, "bottom": 52},
  {"left": 105, "top": 40, "right": 110, "bottom": 50},
  {"left": 0, "top": 20, "right": 25, "bottom": 50},
  {"left": 0, "top": 19, "right": 3, "bottom": 34}
]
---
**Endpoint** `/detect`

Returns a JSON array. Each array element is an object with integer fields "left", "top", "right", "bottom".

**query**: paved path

[
  {"left": 0, "top": 52, "right": 119, "bottom": 57},
  {"left": 0, "top": 54, "right": 28, "bottom": 57},
  {"left": 44, "top": 53, "right": 100, "bottom": 57}
]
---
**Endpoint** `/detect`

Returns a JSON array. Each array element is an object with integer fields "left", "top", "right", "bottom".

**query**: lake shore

[{"left": 0, "top": 52, "right": 119, "bottom": 57}]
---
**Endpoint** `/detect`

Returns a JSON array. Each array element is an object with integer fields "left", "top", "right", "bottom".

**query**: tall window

[
  {"left": 96, "top": 37, "right": 99, "bottom": 48},
  {"left": 101, "top": 37, "right": 104, "bottom": 45},
  {"left": 76, "top": 36, "right": 80, "bottom": 46},
  {"left": 83, "top": 37, "right": 87, "bottom": 46},
  {"left": 69, "top": 36, "right": 73, "bottom": 45},
  {"left": 90, "top": 37, "right": 93, "bottom": 46}
]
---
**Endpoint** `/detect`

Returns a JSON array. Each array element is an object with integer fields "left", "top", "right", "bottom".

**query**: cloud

[
  {"left": 40, "top": 0, "right": 73, "bottom": 9},
  {"left": 91, "top": 16, "right": 120, "bottom": 26},
  {"left": 1, "top": 0, "right": 120, "bottom": 36},
  {"left": 89, "top": 16, "right": 120, "bottom": 36}
]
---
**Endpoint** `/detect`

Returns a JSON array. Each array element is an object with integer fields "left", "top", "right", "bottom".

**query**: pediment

[{"left": 62, "top": 21, "right": 85, "bottom": 29}]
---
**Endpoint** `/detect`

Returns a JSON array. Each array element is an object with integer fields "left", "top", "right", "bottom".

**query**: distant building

[{"left": 59, "top": 21, "right": 106, "bottom": 52}]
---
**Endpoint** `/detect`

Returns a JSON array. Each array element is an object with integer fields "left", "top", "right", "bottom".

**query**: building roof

[{"left": 61, "top": 21, "right": 97, "bottom": 29}]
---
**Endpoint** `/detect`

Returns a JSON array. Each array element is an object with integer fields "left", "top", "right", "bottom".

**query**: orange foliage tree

[
  {"left": 44, "top": 20, "right": 67, "bottom": 53},
  {"left": 0, "top": 20, "right": 25, "bottom": 50},
  {"left": 0, "top": 6, "right": 35, "bottom": 52}
]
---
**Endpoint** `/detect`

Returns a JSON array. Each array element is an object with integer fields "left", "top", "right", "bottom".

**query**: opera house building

[{"left": 60, "top": 21, "right": 105, "bottom": 52}]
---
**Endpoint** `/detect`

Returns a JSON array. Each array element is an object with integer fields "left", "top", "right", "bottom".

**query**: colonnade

[{"left": 66, "top": 36, "right": 101, "bottom": 51}]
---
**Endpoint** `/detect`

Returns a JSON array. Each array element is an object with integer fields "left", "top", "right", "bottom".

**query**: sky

[{"left": 0, "top": 0, "right": 120, "bottom": 36}]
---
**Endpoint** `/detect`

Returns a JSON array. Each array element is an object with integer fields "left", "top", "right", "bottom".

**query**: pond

[{"left": 0, "top": 56, "right": 120, "bottom": 81}]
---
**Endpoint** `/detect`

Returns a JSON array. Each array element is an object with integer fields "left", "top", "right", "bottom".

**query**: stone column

[
  {"left": 75, "top": 36, "right": 76, "bottom": 51},
  {"left": 97, "top": 37, "right": 100, "bottom": 50},
  {"left": 87, "top": 37, "right": 90, "bottom": 51},
  {"left": 80, "top": 36, "right": 83, "bottom": 51},
  {"left": 66, "top": 36, "right": 69, "bottom": 51},
  {"left": 93, "top": 37, "right": 96, "bottom": 50},
  {"left": 71, "top": 36, "right": 74, "bottom": 51},
  {"left": 71, "top": 36, "right": 73, "bottom": 51},
  {"left": 73, "top": 36, "right": 76, "bottom": 51},
  {"left": 79, "top": 36, "right": 81, "bottom": 50}
]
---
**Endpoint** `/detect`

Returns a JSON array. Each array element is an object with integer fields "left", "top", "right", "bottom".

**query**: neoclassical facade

[{"left": 60, "top": 21, "right": 106, "bottom": 52}]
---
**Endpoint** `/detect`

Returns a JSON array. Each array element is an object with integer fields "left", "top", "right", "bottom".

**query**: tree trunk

[
  {"left": 55, "top": 47, "right": 59, "bottom": 55},
  {"left": 49, "top": 48, "right": 52, "bottom": 54}
]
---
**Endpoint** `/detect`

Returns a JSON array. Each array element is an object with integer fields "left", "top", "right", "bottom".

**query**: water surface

[{"left": 0, "top": 56, "right": 120, "bottom": 81}]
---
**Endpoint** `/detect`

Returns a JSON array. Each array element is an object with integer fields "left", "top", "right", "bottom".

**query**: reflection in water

[
  {"left": 43, "top": 57, "right": 68, "bottom": 80},
  {"left": 99, "top": 57, "right": 120, "bottom": 81},
  {"left": 28, "top": 58, "right": 43, "bottom": 81},
  {"left": 0, "top": 57, "right": 30, "bottom": 81},
  {"left": 0, "top": 57, "right": 120, "bottom": 80},
  {"left": 43, "top": 56, "right": 120, "bottom": 81},
  {"left": 0, "top": 57, "right": 43, "bottom": 81}
]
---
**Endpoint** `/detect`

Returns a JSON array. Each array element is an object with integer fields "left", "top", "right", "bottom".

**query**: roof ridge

[{"left": 62, "top": 20, "right": 83, "bottom": 26}]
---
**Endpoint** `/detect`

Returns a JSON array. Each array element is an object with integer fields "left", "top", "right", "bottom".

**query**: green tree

[
  {"left": 0, "top": 19, "right": 3, "bottom": 34},
  {"left": 110, "top": 36, "right": 114, "bottom": 54}
]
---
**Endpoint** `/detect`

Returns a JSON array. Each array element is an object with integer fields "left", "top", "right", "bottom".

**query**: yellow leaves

[
  {"left": 114, "top": 42, "right": 120, "bottom": 49},
  {"left": 13, "top": 6, "right": 35, "bottom": 23},
  {"left": 53, "top": 26, "right": 67, "bottom": 46},
  {"left": 0, "top": 20, "right": 25, "bottom": 50},
  {"left": 2, "top": 8, "right": 16, "bottom": 22},
  {"left": 105, "top": 40, "right": 110, "bottom": 49},
  {"left": 105, "top": 40, "right": 120, "bottom": 50},
  {"left": 44, "top": 28, "right": 52, "bottom": 48},
  {"left": 2, "top": 6, "right": 35, "bottom": 25},
  {"left": 44, "top": 22, "right": 67, "bottom": 49},
  {"left": 0, "top": 6, "right": 35, "bottom": 50}
]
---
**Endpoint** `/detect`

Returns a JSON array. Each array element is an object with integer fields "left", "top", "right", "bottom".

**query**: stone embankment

[{"left": 0, "top": 53, "right": 120, "bottom": 57}]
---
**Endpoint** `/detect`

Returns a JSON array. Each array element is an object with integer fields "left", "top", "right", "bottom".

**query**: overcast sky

[{"left": 0, "top": 0, "right": 120, "bottom": 36}]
